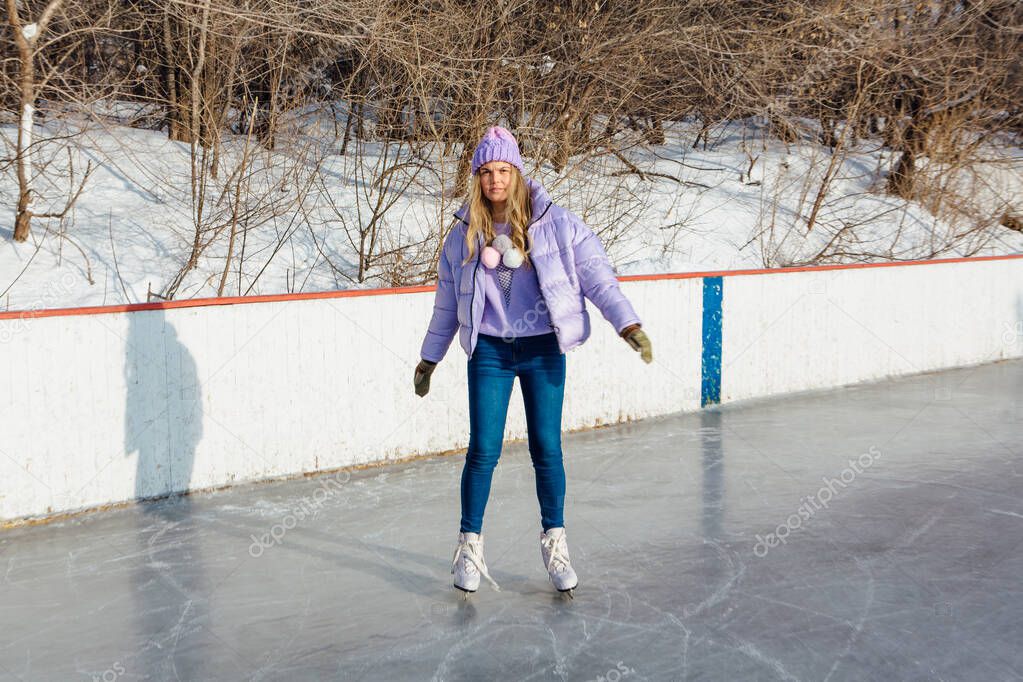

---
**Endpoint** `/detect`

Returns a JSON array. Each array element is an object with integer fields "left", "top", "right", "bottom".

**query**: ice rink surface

[{"left": 2, "top": 359, "right": 1021, "bottom": 681}]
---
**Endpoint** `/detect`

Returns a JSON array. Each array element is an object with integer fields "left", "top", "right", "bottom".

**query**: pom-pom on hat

[{"left": 471, "top": 126, "right": 524, "bottom": 176}]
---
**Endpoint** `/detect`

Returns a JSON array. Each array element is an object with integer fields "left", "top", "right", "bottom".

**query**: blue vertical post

[{"left": 701, "top": 276, "right": 723, "bottom": 407}]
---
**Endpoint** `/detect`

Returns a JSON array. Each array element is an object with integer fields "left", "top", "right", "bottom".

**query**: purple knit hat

[{"left": 471, "top": 126, "right": 524, "bottom": 176}]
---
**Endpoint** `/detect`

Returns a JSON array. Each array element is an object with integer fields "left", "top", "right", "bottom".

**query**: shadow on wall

[
  {"left": 124, "top": 308, "right": 203, "bottom": 504},
  {"left": 121, "top": 309, "right": 208, "bottom": 677}
]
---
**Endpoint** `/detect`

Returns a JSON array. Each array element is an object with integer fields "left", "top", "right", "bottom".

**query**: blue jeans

[{"left": 461, "top": 332, "right": 567, "bottom": 534}]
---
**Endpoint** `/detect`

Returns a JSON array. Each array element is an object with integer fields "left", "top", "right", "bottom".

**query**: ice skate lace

[
  {"left": 451, "top": 538, "right": 501, "bottom": 591},
  {"left": 541, "top": 533, "right": 571, "bottom": 575}
]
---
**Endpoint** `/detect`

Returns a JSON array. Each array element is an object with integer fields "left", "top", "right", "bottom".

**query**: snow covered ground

[{"left": 2, "top": 109, "right": 1021, "bottom": 312}]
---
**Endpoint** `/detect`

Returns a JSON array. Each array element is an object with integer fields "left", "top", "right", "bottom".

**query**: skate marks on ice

[{"left": 2, "top": 359, "right": 1022, "bottom": 679}]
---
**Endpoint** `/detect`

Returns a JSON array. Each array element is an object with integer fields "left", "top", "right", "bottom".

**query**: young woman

[{"left": 413, "top": 126, "right": 652, "bottom": 597}]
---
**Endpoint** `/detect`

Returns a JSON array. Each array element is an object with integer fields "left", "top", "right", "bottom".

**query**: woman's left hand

[{"left": 620, "top": 325, "right": 652, "bottom": 364}]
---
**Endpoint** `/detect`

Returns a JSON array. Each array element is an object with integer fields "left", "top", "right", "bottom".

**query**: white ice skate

[
  {"left": 451, "top": 531, "right": 500, "bottom": 596},
  {"left": 540, "top": 527, "right": 578, "bottom": 597}
]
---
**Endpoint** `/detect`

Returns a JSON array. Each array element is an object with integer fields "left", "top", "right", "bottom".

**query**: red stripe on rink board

[{"left": 2, "top": 252, "right": 1021, "bottom": 322}]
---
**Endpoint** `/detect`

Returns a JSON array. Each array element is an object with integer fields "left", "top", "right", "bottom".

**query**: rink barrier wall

[{"left": 2, "top": 253, "right": 1022, "bottom": 524}]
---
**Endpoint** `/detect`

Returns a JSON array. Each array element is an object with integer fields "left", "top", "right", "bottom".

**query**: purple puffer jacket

[{"left": 419, "top": 176, "right": 642, "bottom": 363}]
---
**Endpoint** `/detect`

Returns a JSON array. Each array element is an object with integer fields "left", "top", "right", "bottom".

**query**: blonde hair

[{"left": 462, "top": 166, "right": 533, "bottom": 269}]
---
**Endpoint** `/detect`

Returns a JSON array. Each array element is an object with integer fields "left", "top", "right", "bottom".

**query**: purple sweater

[{"left": 478, "top": 222, "right": 553, "bottom": 338}]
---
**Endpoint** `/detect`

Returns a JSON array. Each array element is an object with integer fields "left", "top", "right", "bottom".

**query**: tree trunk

[
  {"left": 453, "top": 111, "right": 484, "bottom": 196},
  {"left": 887, "top": 93, "right": 925, "bottom": 198},
  {"left": 553, "top": 80, "right": 596, "bottom": 172},
  {"left": 162, "top": 8, "right": 189, "bottom": 142},
  {"left": 13, "top": 47, "right": 35, "bottom": 242},
  {"left": 6, "top": 0, "right": 64, "bottom": 242}
]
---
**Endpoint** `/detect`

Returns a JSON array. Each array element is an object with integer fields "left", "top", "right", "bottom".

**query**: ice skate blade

[{"left": 557, "top": 585, "right": 577, "bottom": 599}]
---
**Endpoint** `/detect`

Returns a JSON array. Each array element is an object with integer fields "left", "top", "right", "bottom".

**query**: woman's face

[{"left": 478, "top": 161, "right": 513, "bottom": 205}]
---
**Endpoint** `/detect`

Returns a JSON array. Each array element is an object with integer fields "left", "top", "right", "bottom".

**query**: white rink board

[
  {"left": 1, "top": 256, "right": 1020, "bottom": 523},
  {"left": 721, "top": 259, "right": 1023, "bottom": 402}
]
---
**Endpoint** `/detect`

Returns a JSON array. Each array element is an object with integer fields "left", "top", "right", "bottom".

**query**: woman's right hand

[{"left": 414, "top": 359, "right": 438, "bottom": 397}]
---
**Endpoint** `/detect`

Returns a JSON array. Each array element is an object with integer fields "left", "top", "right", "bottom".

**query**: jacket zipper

[
  {"left": 454, "top": 212, "right": 482, "bottom": 359},
  {"left": 525, "top": 201, "right": 557, "bottom": 338},
  {"left": 469, "top": 245, "right": 481, "bottom": 358}
]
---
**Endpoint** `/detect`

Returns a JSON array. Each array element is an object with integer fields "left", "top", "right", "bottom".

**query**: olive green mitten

[
  {"left": 414, "top": 359, "right": 437, "bottom": 397},
  {"left": 622, "top": 327, "right": 653, "bottom": 364}
]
